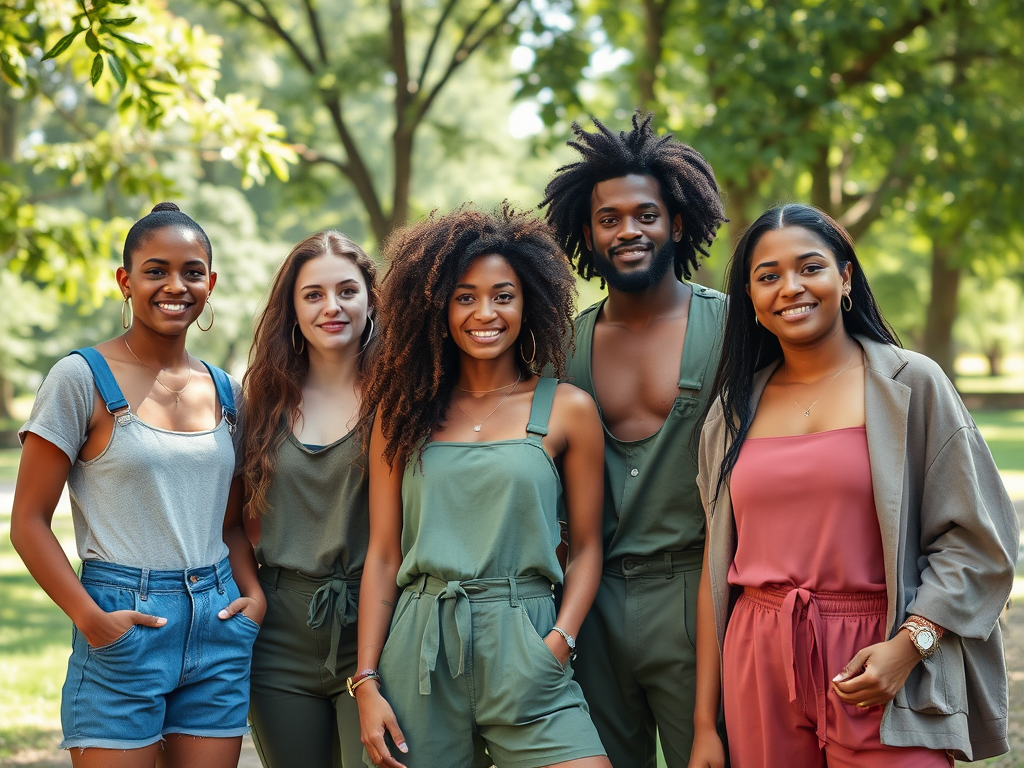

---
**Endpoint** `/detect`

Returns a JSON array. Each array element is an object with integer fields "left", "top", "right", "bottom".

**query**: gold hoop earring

[
  {"left": 520, "top": 327, "right": 537, "bottom": 366},
  {"left": 121, "top": 296, "right": 133, "bottom": 329},
  {"left": 842, "top": 294, "right": 853, "bottom": 312},
  {"left": 361, "top": 315, "right": 375, "bottom": 351},
  {"left": 197, "top": 300, "right": 215, "bottom": 331},
  {"left": 291, "top": 323, "right": 306, "bottom": 355}
]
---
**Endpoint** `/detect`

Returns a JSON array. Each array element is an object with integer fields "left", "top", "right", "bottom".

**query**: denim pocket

[{"left": 88, "top": 625, "right": 139, "bottom": 654}]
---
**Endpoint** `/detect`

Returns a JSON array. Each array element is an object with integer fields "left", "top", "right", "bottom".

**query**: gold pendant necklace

[
  {"left": 123, "top": 336, "right": 193, "bottom": 406},
  {"left": 454, "top": 372, "right": 522, "bottom": 432},
  {"left": 783, "top": 350, "right": 857, "bottom": 417}
]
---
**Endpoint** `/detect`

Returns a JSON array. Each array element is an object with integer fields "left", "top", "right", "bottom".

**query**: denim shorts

[{"left": 61, "top": 557, "right": 259, "bottom": 750}]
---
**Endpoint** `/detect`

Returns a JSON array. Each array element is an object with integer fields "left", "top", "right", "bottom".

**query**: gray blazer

[{"left": 697, "top": 336, "right": 1019, "bottom": 760}]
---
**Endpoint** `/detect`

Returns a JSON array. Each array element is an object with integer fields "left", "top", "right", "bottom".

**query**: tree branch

[
  {"left": 321, "top": 93, "right": 387, "bottom": 238},
  {"left": 301, "top": 0, "right": 330, "bottom": 66},
  {"left": 838, "top": 142, "right": 914, "bottom": 239},
  {"left": 391, "top": 0, "right": 411, "bottom": 119},
  {"left": 836, "top": 4, "right": 941, "bottom": 91},
  {"left": 220, "top": 0, "right": 317, "bottom": 74},
  {"left": 417, "top": 0, "right": 459, "bottom": 87},
  {"left": 414, "top": 0, "right": 521, "bottom": 126}
]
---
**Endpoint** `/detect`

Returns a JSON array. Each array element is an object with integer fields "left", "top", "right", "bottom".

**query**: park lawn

[
  {"left": 0, "top": 510, "right": 77, "bottom": 760},
  {"left": 0, "top": 449, "right": 21, "bottom": 485}
]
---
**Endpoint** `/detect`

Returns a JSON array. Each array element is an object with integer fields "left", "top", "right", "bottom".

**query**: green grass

[
  {"left": 0, "top": 449, "right": 21, "bottom": 484},
  {"left": 972, "top": 409, "right": 1024, "bottom": 474},
  {"left": 0, "top": 511, "right": 77, "bottom": 760}
]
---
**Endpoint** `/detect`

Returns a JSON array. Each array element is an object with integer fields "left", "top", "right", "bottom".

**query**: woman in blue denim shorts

[{"left": 11, "top": 202, "right": 265, "bottom": 768}]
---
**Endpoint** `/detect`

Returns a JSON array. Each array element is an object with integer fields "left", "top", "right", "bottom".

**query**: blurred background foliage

[{"left": 2, "top": 0, "right": 1023, "bottom": 420}]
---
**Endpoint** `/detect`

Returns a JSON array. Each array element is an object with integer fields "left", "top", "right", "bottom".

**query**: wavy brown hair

[
  {"left": 361, "top": 203, "right": 576, "bottom": 469},
  {"left": 243, "top": 231, "right": 380, "bottom": 517}
]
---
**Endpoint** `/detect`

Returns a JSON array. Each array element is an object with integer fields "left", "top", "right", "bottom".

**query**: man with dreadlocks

[{"left": 541, "top": 110, "right": 727, "bottom": 768}]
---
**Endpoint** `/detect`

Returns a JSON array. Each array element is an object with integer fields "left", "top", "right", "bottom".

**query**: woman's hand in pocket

[
  {"left": 218, "top": 594, "right": 267, "bottom": 626},
  {"left": 83, "top": 608, "right": 166, "bottom": 649}
]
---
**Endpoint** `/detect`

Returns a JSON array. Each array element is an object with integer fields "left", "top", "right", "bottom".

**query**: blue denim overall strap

[
  {"left": 69, "top": 348, "right": 132, "bottom": 425},
  {"left": 525, "top": 376, "right": 557, "bottom": 443},
  {"left": 412, "top": 573, "right": 554, "bottom": 695},
  {"left": 306, "top": 576, "right": 360, "bottom": 676},
  {"left": 201, "top": 361, "right": 237, "bottom": 435}
]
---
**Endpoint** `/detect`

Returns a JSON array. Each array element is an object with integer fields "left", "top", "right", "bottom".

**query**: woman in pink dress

[{"left": 687, "top": 204, "right": 1017, "bottom": 768}]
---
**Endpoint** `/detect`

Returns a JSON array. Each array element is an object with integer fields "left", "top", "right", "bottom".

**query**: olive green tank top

[
  {"left": 566, "top": 284, "right": 727, "bottom": 560},
  {"left": 397, "top": 377, "right": 562, "bottom": 587},
  {"left": 256, "top": 429, "right": 369, "bottom": 579}
]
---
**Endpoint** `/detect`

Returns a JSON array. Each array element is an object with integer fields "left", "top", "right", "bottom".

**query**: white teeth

[
  {"left": 780, "top": 305, "right": 813, "bottom": 317},
  {"left": 469, "top": 330, "right": 501, "bottom": 338},
  {"left": 158, "top": 303, "right": 188, "bottom": 311}
]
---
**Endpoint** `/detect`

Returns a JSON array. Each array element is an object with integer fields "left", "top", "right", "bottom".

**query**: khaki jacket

[{"left": 697, "top": 337, "right": 1019, "bottom": 760}]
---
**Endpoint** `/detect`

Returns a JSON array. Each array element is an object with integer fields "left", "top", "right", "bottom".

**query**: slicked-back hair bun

[
  {"left": 541, "top": 109, "right": 726, "bottom": 283},
  {"left": 122, "top": 202, "right": 212, "bottom": 269}
]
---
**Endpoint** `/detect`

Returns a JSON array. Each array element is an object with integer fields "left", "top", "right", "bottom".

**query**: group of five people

[{"left": 11, "top": 111, "right": 1019, "bottom": 768}]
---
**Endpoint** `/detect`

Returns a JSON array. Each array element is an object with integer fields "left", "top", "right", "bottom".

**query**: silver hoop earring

[
  {"left": 753, "top": 313, "right": 760, "bottom": 327},
  {"left": 361, "top": 315, "right": 375, "bottom": 351},
  {"left": 291, "top": 323, "right": 306, "bottom": 355},
  {"left": 842, "top": 294, "right": 853, "bottom": 312},
  {"left": 121, "top": 296, "right": 133, "bottom": 329},
  {"left": 520, "top": 327, "right": 537, "bottom": 366},
  {"left": 197, "top": 300, "right": 215, "bottom": 332}
]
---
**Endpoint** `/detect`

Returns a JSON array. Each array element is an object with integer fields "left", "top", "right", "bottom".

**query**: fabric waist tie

[
  {"left": 259, "top": 566, "right": 360, "bottom": 677},
  {"left": 407, "top": 573, "right": 554, "bottom": 696},
  {"left": 742, "top": 585, "right": 887, "bottom": 749}
]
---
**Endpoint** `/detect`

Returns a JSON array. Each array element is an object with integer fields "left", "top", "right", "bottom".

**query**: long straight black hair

[{"left": 707, "top": 204, "right": 900, "bottom": 489}]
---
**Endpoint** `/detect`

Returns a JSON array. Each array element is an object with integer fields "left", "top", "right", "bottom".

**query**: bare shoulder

[{"left": 552, "top": 381, "right": 599, "bottom": 419}]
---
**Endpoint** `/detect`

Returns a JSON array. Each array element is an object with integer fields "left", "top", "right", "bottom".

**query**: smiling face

[
  {"left": 447, "top": 254, "right": 524, "bottom": 363},
  {"left": 582, "top": 173, "right": 683, "bottom": 292},
  {"left": 117, "top": 226, "right": 216, "bottom": 335},
  {"left": 746, "top": 225, "right": 852, "bottom": 348},
  {"left": 293, "top": 253, "right": 371, "bottom": 355}
]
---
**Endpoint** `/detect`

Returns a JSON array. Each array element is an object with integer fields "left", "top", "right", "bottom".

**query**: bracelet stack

[{"left": 346, "top": 668, "right": 381, "bottom": 698}]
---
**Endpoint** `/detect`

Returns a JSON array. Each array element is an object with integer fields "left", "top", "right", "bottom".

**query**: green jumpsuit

[
  {"left": 372, "top": 377, "right": 606, "bottom": 768},
  {"left": 565, "top": 286, "right": 726, "bottom": 768},
  {"left": 249, "top": 429, "right": 369, "bottom": 768}
]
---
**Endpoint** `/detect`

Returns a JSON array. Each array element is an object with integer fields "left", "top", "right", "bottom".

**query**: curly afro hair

[
  {"left": 541, "top": 109, "right": 726, "bottom": 282},
  {"left": 361, "top": 202, "right": 577, "bottom": 468}
]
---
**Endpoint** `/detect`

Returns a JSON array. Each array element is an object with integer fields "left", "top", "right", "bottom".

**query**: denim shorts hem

[
  {"left": 161, "top": 725, "right": 250, "bottom": 739},
  {"left": 61, "top": 734, "right": 163, "bottom": 751}
]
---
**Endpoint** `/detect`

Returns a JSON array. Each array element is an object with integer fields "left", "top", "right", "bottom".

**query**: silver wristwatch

[{"left": 551, "top": 626, "right": 577, "bottom": 661}]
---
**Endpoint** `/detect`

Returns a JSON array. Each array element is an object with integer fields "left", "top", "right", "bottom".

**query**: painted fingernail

[
  {"left": 155, "top": 617, "right": 167, "bottom": 626},
  {"left": 398, "top": 742, "right": 408, "bottom": 753},
  {"left": 832, "top": 673, "right": 843, "bottom": 682},
  {"left": 218, "top": 609, "right": 229, "bottom": 619}
]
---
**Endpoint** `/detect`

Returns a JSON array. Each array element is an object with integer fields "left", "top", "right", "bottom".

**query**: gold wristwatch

[{"left": 900, "top": 616, "right": 942, "bottom": 658}]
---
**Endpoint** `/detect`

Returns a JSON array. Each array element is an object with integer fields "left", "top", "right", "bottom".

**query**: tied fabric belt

[
  {"left": 259, "top": 566, "right": 360, "bottom": 676},
  {"left": 407, "top": 573, "right": 554, "bottom": 696},
  {"left": 742, "top": 585, "right": 887, "bottom": 748}
]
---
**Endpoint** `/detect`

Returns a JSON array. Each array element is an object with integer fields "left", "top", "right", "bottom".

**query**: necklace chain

[
  {"left": 453, "top": 372, "right": 522, "bottom": 432},
  {"left": 454, "top": 379, "right": 520, "bottom": 394},
  {"left": 122, "top": 336, "right": 193, "bottom": 407},
  {"left": 783, "top": 350, "right": 858, "bottom": 417}
]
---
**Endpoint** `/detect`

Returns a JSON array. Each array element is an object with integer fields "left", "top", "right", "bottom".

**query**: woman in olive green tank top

[
  {"left": 354, "top": 206, "right": 610, "bottom": 768},
  {"left": 242, "top": 231, "right": 380, "bottom": 768}
]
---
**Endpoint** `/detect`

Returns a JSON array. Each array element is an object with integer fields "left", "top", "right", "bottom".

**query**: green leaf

[
  {"left": 100, "top": 16, "right": 137, "bottom": 27},
  {"left": 107, "top": 53, "right": 126, "bottom": 88},
  {"left": 108, "top": 30, "right": 150, "bottom": 48},
  {"left": 90, "top": 53, "right": 104, "bottom": 85},
  {"left": 0, "top": 54, "right": 23, "bottom": 88},
  {"left": 85, "top": 30, "right": 100, "bottom": 52},
  {"left": 42, "top": 28, "right": 84, "bottom": 60}
]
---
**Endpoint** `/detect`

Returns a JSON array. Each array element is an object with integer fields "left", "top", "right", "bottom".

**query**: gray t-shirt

[{"left": 20, "top": 354, "right": 243, "bottom": 570}]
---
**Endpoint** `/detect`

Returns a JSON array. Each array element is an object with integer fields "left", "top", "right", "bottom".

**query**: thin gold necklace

[
  {"left": 123, "top": 336, "right": 193, "bottom": 407},
  {"left": 454, "top": 378, "right": 520, "bottom": 394},
  {"left": 783, "top": 350, "right": 857, "bottom": 417},
  {"left": 453, "top": 372, "right": 522, "bottom": 432}
]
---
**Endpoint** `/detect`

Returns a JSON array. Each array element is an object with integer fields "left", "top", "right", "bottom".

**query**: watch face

[{"left": 917, "top": 629, "right": 936, "bottom": 650}]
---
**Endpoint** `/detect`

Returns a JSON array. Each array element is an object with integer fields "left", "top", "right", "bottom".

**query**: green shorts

[{"left": 373, "top": 574, "right": 606, "bottom": 768}]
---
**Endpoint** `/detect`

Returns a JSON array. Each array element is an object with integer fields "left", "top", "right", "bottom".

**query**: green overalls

[
  {"left": 565, "top": 285, "right": 726, "bottom": 768},
  {"left": 249, "top": 429, "right": 369, "bottom": 768},
  {"left": 373, "top": 378, "right": 606, "bottom": 768}
]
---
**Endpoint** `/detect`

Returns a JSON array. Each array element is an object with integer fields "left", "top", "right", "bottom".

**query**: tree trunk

[
  {"left": 0, "top": 371, "right": 14, "bottom": 421},
  {"left": 922, "top": 239, "right": 962, "bottom": 379},
  {"left": 639, "top": 0, "right": 670, "bottom": 110}
]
